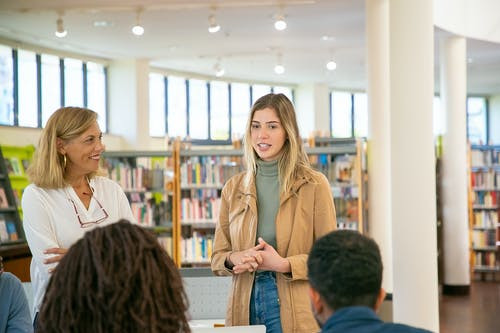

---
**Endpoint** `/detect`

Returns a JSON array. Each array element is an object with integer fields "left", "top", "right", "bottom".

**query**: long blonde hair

[
  {"left": 243, "top": 93, "right": 314, "bottom": 194},
  {"left": 27, "top": 107, "right": 100, "bottom": 188}
]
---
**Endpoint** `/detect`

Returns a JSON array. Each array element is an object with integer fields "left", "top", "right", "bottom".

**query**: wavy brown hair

[{"left": 37, "top": 220, "right": 190, "bottom": 333}]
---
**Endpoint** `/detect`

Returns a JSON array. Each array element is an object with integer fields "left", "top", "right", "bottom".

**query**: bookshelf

[
  {"left": 468, "top": 144, "right": 500, "bottom": 280},
  {"left": 0, "top": 147, "right": 26, "bottom": 247},
  {"left": 177, "top": 147, "right": 244, "bottom": 267},
  {"left": 309, "top": 137, "right": 368, "bottom": 233},
  {"left": 101, "top": 150, "right": 175, "bottom": 260}
]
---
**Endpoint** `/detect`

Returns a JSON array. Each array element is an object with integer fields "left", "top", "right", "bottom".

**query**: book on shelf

[
  {"left": 0, "top": 217, "right": 18, "bottom": 242},
  {"left": 0, "top": 187, "right": 8, "bottom": 208},
  {"left": 181, "top": 231, "right": 213, "bottom": 264}
]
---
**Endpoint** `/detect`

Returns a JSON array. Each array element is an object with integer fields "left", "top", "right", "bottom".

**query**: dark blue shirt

[
  {"left": 321, "top": 306, "right": 434, "bottom": 333},
  {"left": 0, "top": 272, "right": 33, "bottom": 333}
]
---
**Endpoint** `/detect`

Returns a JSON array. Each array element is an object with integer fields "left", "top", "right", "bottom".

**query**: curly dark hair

[
  {"left": 307, "top": 230, "right": 383, "bottom": 311},
  {"left": 37, "top": 220, "right": 190, "bottom": 333}
]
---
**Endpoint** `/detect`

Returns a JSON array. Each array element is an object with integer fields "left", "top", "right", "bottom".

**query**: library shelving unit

[
  {"left": 176, "top": 145, "right": 244, "bottom": 267},
  {"left": 468, "top": 144, "right": 500, "bottom": 280},
  {"left": 101, "top": 150, "right": 176, "bottom": 260},
  {"left": 0, "top": 146, "right": 31, "bottom": 281},
  {"left": 309, "top": 137, "right": 368, "bottom": 233}
]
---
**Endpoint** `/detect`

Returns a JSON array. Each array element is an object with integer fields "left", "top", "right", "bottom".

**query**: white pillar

[
  {"left": 389, "top": 0, "right": 439, "bottom": 331},
  {"left": 295, "top": 83, "right": 330, "bottom": 138},
  {"left": 108, "top": 59, "right": 150, "bottom": 149},
  {"left": 440, "top": 36, "right": 470, "bottom": 292},
  {"left": 365, "top": 0, "right": 393, "bottom": 295}
]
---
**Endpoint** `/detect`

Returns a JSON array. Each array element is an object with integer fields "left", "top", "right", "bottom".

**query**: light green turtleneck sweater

[{"left": 256, "top": 159, "right": 279, "bottom": 249}]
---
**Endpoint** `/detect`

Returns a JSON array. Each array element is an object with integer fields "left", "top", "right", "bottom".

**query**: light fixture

[
  {"left": 208, "top": 10, "right": 221, "bottom": 33},
  {"left": 326, "top": 60, "right": 337, "bottom": 71},
  {"left": 55, "top": 15, "right": 67, "bottom": 38},
  {"left": 274, "top": 53, "right": 285, "bottom": 74},
  {"left": 274, "top": 14, "right": 287, "bottom": 31},
  {"left": 214, "top": 61, "right": 225, "bottom": 77},
  {"left": 132, "top": 8, "right": 144, "bottom": 36}
]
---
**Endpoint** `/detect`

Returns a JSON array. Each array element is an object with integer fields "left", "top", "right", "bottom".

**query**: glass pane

[
  {"left": 0, "top": 45, "right": 14, "bottom": 125},
  {"left": 273, "top": 86, "right": 293, "bottom": 101},
  {"left": 353, "top": 93, "right": 367, "bottom": 138},
  {"left": 467, "top": 97, "right": 487, "bottom": 144},
  {"left": 210, "top": 81, "right": 229, "bottom": 140},
  {"left": 149, "top": 73, "right": 165, "bottom": 137},
  {"left": 433, "top": 96, "right": 444, "bottom": 136},
  {"left": 188, "top": 79, "right": 208, "bottom": 140},
  {"left": 87, "top": 62, "right": 107, "bottom": 132},
  {"left": 41, "top": 54, "right": 61, "bottom": 126},
  {"left": 231, "top": 82, "right": 250, "bottom": 139},
  {"left": 252, "top": 84, "right": 271, "bottom": 105},
  {"left": 167, "top": 76, "right": 187, "bottom": 138},
  {"left": 64, "top": 58, "right": 83, "bottom": 107},
  {"left": 18, "top": 49, "right": 38, "bottom": 127},
  {"left": 331, "top": 91, "right": 352, "bottom": 138}
]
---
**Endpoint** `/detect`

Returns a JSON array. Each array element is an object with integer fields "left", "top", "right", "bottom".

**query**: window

[
  {"left": 433, "top": 96, "right": 444, "bottom": 136},
  {"left": 0, "top": 45, "right": 14, "bottom": 125},
  {"left": 17, "top": 49, "right": 38, "bottom": 127},
  {"left": 467, "top": 97, "right": 487, "bottom": 144},
  {"left": 149, "top": 73, "right": 166, "bottom": 137},
  {"left": 252, "top": 84, "right": 271, "bottom": 105},
  {"left": 87, "top": 62, "right": 107, "bottom": 132},
  {"left": 273, "top": 86, "right": 293, "bottom": 101},
  {"left": 331, "top": 92, "right": 352, "bottom": 138},
  {"left": 41, "top": 54, "right": 61, "bottom": 126},
  {"left": 353, "top": 93, "right": 367, "bottom": 137},
  {"left": 64, "top": 58, "right": 83, "bottom": 107},
  {"left": 167, "top": 76, "right": 187, "bottom": 138},
  {"left": 231, "top": 82, "right": 251, "bottom": 139},
  {"left": 210, "top": 81, "right": 229, "bottom": 140},
  {"left": 188, "top": 79, "right": 208, "bottom": 140}
]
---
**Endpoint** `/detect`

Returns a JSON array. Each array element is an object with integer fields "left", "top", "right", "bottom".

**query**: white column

[
  {"left": 295, "top": 83, "right": 330, "bottom": 138},
  {"left": 440, "top": 37, "right": 470, "bottom": 291},
  {"left": 108, "top": 59, "right": 150, "bottom": 149},
  {"left": 365, "top": 0, "right": 393, "bottom": 295},
  {"left": 389, "top": 0, "right": 439, "bottom": 331}
]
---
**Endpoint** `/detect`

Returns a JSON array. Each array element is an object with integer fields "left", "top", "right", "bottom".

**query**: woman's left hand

[
  {"left": 256, "top": 237, "right": 291, "bottom": 273},
  {"left": 43, "top": 247, "right": 68, "bottom": 273}
]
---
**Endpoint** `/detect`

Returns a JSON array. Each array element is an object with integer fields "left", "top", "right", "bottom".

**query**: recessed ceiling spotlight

[
  {"left": 326, "top": 60, "right": 337, "bottom": 71},
  {"left": 208, "top": 14, "right": 221, "bottom": 33},
  {"left": 321, "top": 35, "right": 335, "bottom": 41},
  {"left": 274, "top": 64, "right": 285, "bottom": 74}
]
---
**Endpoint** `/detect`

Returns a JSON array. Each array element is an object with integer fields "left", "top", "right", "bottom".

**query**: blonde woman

[
  {"left": 211, "top": 93, "right": 337, "bottom": 333},
  {"left": 22, "top": 107, "right": 135, "bottom": 326}
]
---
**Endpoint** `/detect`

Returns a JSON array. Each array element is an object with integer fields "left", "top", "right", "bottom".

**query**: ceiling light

[
  {"left": 321, "top": 35, "right": 335, "bottom": 41},
  {"left": 208, "top": 14, "right": 220, "bottom": 33},
  {"left": 326, "top": 60, "right": 337, "bottom": 71},
  {"left": 274, "top": 14, "right": 287, "bottom": 31},
  {"left": 214, "top": 61, "right": 225, "bottom": 77},
  {"left": 274, "top": 64, "right": 285, "bottom": 74},
  {"left": 55, "top": 17, "right": 67, "bottom": 38},
  {"left": 93, "top": 20, "right": 113, "bottom": 28},
  {"left": 132, "top": 8, "right": 144, "bottom": 36}
]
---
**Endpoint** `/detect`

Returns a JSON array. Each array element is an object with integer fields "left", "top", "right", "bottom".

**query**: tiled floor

[{"left": 439, "top": 281, "right": 500, "bottom": 333}]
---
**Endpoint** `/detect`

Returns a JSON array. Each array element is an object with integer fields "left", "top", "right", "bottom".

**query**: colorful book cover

[
  {"left": 0, "top": 218, "right": 8, "bottom": 241},
  {"left": 6, "top": 221, "right": 18, "bottom": 241},
  {"left": 0, "top": 188, "right": 8, "bottom": 208}
]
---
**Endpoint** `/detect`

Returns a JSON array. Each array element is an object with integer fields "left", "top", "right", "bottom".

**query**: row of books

[
  {"left": 181, "top": 232, "right": 214, "bottom": 263},
  {"left": 130, "top": 197, "right": 172, "bottom": 226},
  {"left": 473, "top": 211, "right": 499, "bottom": 228},
  {"left": 471, "top": 170, "right": 500, "bottom": 189},
  {"left": 472, "top": 191, "right": 498, "bottom": 206},
  {"left": 312, "top": 154, "right": 359, "bottom": 184},
  {"left": 474, "top": 252, "right": 498, "bottom": 268},
  {"left": 0, "top": 217, "right": 18, "bottom": 242},
  {"left": 180, "top": 156, "right": 242, "bottom": 186},
  {"left": 4, "top": 156, "right": 30, "bottom": 177},
  {"left": 0, "top": 188, "right": 9, "bottom": 208},
  {"left": 471, "top": 229, "right": 497, "bottom": 247},
  {"left": 471, "top": 149, "right": 500, "bottom": 167},
  {"left": 181, "top": 197, "right": 221, "bottom": 222},
  {"left": 108, "top": 165, "right": 167, "bottom": 191},
  {"left": 334, "top": 198, "right": 359, "bottom": 222}
]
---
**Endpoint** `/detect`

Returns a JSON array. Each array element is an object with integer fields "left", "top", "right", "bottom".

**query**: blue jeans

[{"left": 249, "top": 271, "right": 283, "bottom": 333}]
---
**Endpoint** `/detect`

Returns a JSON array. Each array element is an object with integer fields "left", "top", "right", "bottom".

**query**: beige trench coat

[{"left": 211, "top": 169, "right": 337, "bottom": 333}]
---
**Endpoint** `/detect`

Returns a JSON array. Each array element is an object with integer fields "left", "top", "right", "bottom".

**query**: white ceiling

[{"left": 0, "top": 0, "right": 499, "bottom": 95}]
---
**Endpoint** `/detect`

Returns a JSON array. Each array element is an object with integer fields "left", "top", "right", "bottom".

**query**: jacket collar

[{"left": 322, "top": 306, "right": 382, "bottom": 332}]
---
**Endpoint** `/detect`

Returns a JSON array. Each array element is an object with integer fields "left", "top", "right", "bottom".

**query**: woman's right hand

[
  {"left": 230, "top": 242, "right": 265, "bottom": 274},
  {"left": 43, "top": 247, "right": 68, "bottom": 273}
]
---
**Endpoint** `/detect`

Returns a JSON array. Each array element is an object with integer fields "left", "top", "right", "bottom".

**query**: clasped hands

[{"left": 229, "top": 237, "right": 291, "bottom": 274}]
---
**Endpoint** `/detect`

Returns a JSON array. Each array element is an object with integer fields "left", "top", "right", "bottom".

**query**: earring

[{"left": 63, "top": 154, "right": 67, "bottom": 169}]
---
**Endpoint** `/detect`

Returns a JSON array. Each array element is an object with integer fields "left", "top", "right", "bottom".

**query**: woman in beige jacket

[{"left": 211, "top": 93, "right": 337, "bottom": 333}]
